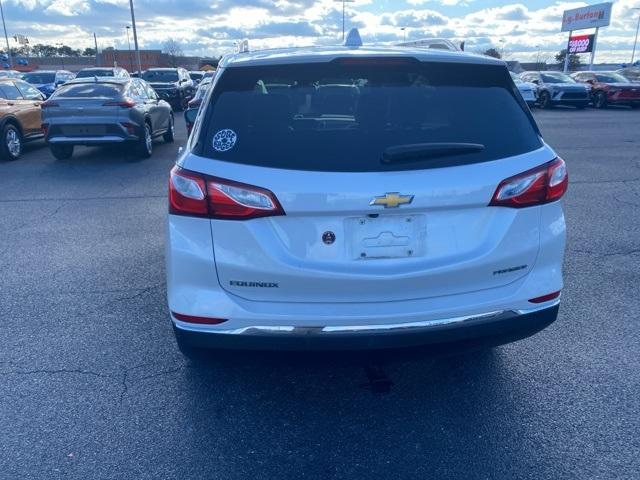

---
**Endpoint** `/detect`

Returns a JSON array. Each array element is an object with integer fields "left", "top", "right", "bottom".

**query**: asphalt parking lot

[{"left": 1, "top": 108, "right": 639, "bottom": 479}]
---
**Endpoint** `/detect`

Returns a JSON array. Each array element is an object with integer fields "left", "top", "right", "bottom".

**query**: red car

[{"left": 572, "top": 71, "right": 640, "bottom": 109}]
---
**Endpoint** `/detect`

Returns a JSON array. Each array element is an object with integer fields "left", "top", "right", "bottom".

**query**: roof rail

[{"left": 344, "top": 28, "right": 362, "bottom": 48}]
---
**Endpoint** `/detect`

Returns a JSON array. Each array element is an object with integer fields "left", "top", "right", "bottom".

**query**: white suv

[{"left": 167, "top": 31, "right": 567, "bottom": 355}]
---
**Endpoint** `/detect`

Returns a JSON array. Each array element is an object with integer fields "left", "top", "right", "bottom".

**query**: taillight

[
  {"left": 41, "top": 101, "right": 58, "bottom": 109},
  {"left": 169, "top": 167, "right": 208, "bottom": 216},
  {"left": 169, "top": 166, "right": 285, "bottom": 220},
  {"left": 489, "top": 158, "right": 568, "bottom": 208},
  {"left": 529, "top": 291, "right": 561, "bottom": 303},
  {"left": 103, "top": 98, "right": 136, "bottom": 108},
  {"left": 172, "top": 311, "right": 227, "bottom": 325},
  {"left": 120, "top": 122, "right": 137, "bottom": 135}
]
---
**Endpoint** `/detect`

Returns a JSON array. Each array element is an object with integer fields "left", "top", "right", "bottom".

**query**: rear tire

[
  {"left": 594, "top": 91, "right": 607, "bottom": 109},
  {"left": 539, "top": 91, "right": 552, "bottom": 109},
  {"left": 136, "top": 122, "right": 153, "bottom": 158},
  {"left": 163, "top": 115, "right": 175, "bottom": 143},
  {"left": 50, "top": 144, "right": 74, "bottom": 160},
  {"left": 1, "top": 123, "right": 23, "bottom": 161}
]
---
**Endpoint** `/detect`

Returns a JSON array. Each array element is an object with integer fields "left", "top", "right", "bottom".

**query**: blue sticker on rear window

[{"left": 212, "top": 129, "right": 237, "bottom": 152}]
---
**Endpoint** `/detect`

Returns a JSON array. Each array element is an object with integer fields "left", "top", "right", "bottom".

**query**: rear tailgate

[
  {"left": 187, "top": 148, "right": 551, "bottom": 303},
  {"left": 188, "top": 59, "right": 549, "bottom": 304}
]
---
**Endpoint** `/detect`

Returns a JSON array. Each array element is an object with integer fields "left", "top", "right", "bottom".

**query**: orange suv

[{"left": 0, "top": 78, "right": 45, "bottom": 161}]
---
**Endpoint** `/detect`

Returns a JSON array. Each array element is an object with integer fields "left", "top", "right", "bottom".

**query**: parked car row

[
  {"left": 1, "top": 65, "right": 205, "bottom": 111},
  {"left": 515, "top": 69, "right": 640, "bottom": 109}
]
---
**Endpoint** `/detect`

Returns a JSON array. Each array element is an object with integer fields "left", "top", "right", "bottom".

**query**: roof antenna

[{"left": 344, "top": 28, "right": 362, "bottom": 48}]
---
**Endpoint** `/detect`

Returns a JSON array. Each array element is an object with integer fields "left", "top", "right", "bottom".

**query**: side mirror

[
  {"left": 586, "top": 79, "right": 595, "bottom": 85},
  {"left": 184, "top": 108, "right": 198, "bottom": 135},
  {"left": 532, "top": 80, "right": 540, "bottom": 85}
]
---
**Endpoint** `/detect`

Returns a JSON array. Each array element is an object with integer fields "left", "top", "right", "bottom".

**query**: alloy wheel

[
  {"left": 145, "top": 125, "right": 152, "bottom": 154},
  {"left": 6, "top": 129, "right": 21, "bottom": 158}
]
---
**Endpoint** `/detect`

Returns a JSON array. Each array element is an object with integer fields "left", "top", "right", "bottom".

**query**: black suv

[{"left": 142, "top": 68, "right": 195, "bottom": 110}]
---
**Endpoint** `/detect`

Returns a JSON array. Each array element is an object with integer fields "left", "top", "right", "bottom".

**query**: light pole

[
  {"left": 128, "top": 0, "right": 143, "bottom": 74},
  {"left": 93, "top": 32, "right": 99, "bottom": 67},
  {"left": 125, "top": 26, "right": 133, "bottom": 73},
  {"left": 334, "top": 0, "right": 355, "bottom": 42},
  {"left": 0, "top": 0, "right": 12, "bottom": 68},
  {"left": 400, "top": 27, "right": 406, "bottom": 42},
  {"left": 535, "top": 45, "right": 541, "bottom": 68},
  {"left": 56, "top": 42, "right": 65, "bottom": 69},
  {"left": 632, "top": 8, "right": 640, "bottom": 64},
  {"left": 499, "top": 39, "right": 506, "bottom": 59}
]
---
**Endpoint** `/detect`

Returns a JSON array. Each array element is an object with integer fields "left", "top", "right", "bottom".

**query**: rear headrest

[{"left": 314, "top": 85, "right": 359, "bottom": 115}]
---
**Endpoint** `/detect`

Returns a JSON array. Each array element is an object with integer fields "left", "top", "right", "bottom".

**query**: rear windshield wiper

[{"left": 381, "top": 143, "right": 485, "bottom": 164}]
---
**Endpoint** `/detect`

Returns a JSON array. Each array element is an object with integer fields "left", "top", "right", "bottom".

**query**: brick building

[{"left": 11, "top": 49, "right": 208, "bottom": 73}]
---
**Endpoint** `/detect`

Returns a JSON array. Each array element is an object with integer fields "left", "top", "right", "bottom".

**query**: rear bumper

[
  {"left": 173, "top": 303, "right": 559, "bottom": 351},
  {"left": 608, "top": 98, "right": 640, "bottom": 105},
  {"left": 48, "top": 135, "right": 132, "bottom": 145},
  {"left": 551, "top": 99, "right": 589, "bottom": 107}
]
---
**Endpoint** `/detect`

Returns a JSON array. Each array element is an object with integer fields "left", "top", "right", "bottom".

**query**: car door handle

[{"left": 7, "top": 102, "right": 14, "bottom": 106}]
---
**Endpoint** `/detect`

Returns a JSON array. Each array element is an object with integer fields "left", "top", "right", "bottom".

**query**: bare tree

[
  {"left": 483, "top": 48, "right": 501, "bottom": 59},
  {"left": 163, "top": 39, "right": 183, "bottom": 67}
]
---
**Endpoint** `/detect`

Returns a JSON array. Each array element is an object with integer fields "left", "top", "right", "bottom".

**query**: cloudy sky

[{"left": 3, "top": 0, "right": 640, "bottom": 63}]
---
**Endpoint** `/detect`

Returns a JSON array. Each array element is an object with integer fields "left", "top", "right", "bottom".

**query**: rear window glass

[
  {"left": 23, "top": 72, "right": 55, "bottom": 84},
  {"left": 595, "top": 73, "right": 629, "bottom": 83},
  {"left": 197, "top": 60, "right": 542, "bottom": 172},
  {"left": 53, "top": 83, "right": 124, "bottom": 99},
  {"left": 541, "top": 72, "right": 575, "bottom": 83},
  {"left": 76, "top": 69, "right": 114, "bottom": 78},
  {"left": 143, "top": 70, "right": 179, "bottom": 82}
]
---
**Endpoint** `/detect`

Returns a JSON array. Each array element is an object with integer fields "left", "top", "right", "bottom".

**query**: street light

[
  {"left": 400, "top": 27, "right": 407, "bottom": 42},
  {"left": 0, "top": 0, "right": 12, "bottom": 68},
  {"left": 632, "top": 8, "right": 640, "bottom": 64},
  {"left": 128, "top": 0, "right": 143, "bottom": 75},
  {"left": 125, "top": 26, "right": 133, "bottom": 73},
  {"left": 56, "top": 42, "right": 65, "bottom": 69},
  {"left": 333, "top": 0, "right": 355, "bottom": 42},
  {"left": 499, "top": 39, "right": 506, "bottom": 59}
]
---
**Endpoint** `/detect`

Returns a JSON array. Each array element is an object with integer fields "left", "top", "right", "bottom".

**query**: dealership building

[{"left": 10, "top": 49, "right": 219, "bottom": 73}]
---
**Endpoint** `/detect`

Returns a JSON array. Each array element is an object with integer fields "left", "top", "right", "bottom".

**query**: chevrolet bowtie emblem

[{"left": 370, "top": 193, "right": 414, "bottom": 208}]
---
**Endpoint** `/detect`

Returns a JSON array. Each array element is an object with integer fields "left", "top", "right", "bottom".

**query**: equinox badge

[{"left": 370, "top": 193, "right": 414, "bottom": 208}]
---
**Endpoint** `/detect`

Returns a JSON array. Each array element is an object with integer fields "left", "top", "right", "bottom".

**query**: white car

[
  {"left": 511, "top": 72, "right": 537, "bottom": 107},
  {"left": 397, "top": 38, "right": 460, "bottom": 51},
  {"left": 167, "top": 30, "right": 567, "bottom": 355}
]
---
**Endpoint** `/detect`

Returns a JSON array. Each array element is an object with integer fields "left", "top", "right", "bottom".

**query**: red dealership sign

[{"left": 568, "top": 34, "right": 596, "bottom": 54}]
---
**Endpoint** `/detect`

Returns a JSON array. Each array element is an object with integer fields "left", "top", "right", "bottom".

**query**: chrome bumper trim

[
  {"left": 49, "top": 136, "right": 126, "bottom": 143},
  {"left": 515, "top": 297, "right": 561, "bottom": 315},
  {"left": 174, "top": 309, "right": 515, "bottom": 336}
]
